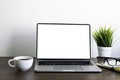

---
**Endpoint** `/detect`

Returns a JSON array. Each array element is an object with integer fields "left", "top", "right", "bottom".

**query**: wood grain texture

[{"left": 0, "top": 57, "right": 120, "bottom": 80}]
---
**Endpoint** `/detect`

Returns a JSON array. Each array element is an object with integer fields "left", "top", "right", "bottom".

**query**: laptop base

[{"left": 34, "top": 60, "right": 102, "bottom": 72}]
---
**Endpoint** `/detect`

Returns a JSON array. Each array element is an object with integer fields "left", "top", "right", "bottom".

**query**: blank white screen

[{"left": 37, "top": 24, "right": 90, "bottom": 59}]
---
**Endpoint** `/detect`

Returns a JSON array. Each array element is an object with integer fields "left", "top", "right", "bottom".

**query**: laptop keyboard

[{"left": 38, "top": 60, "right": 92, "bottom": 65}]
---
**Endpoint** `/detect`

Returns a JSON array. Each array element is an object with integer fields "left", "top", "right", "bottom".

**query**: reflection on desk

[{"left": 0, "top": 57, "right": 120, "bottom": 80}]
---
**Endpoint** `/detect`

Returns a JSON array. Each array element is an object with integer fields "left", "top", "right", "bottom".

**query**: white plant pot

[{"left": 98, "top": 47, "right": 112, "bottom": 57}]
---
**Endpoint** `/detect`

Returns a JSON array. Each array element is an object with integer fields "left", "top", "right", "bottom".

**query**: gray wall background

[{"left": 0, "top": 0, "right": 120, "bottom": 57}]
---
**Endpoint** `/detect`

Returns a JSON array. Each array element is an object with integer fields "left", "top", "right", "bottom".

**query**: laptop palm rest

[
  {"left": 35, "top": 65, "right": 83, "bottom": 72},
  {"left": 35, "top": 65, "right": 102, "bottom": 72}
]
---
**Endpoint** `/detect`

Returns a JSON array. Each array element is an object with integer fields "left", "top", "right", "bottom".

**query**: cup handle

[{"left": 8, "top": 59, "right": 15, "bottom": 67}]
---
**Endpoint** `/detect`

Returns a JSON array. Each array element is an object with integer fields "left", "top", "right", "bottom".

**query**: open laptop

[{"left": 34, "top": 23, "right": 102, "bottom": 72}]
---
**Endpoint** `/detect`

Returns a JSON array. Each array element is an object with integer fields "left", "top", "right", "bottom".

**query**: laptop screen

[{"left": 37, "top": 23, "right": 91, "bottom": 59}]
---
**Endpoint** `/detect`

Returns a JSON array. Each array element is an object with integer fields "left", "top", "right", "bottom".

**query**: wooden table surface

[{"left": 0, "top": 57, "right": 120, "bottom": 80}]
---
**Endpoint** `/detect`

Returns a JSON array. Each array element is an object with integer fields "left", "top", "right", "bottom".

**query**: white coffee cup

[{"left": 8, "top": 56, "right": 33, "bottom": 71}]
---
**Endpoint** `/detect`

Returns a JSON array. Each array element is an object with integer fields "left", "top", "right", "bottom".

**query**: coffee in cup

[{"left": 8, "top": 56, "right": 33, "bottom": 71}]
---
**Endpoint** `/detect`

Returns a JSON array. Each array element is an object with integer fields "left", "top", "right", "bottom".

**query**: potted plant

[{"left": 93, "top": 26, "right": 114, "bottom": 57}]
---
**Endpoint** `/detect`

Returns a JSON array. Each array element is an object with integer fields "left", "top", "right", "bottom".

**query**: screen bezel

[{"left": 36, "top": 23, "right": 91, "bottom": 60}]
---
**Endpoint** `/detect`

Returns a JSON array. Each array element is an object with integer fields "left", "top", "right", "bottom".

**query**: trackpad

[{"left": 53, "top": 65, "right": 83, "bottom": 70}]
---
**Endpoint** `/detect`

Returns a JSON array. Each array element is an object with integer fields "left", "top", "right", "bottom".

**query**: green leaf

[{"left": 93, "top": 26, "right": 114, "bottom": 47}]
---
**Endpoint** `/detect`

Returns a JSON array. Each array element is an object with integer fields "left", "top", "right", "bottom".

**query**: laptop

[{"left": 34, "top": 23, "right": 102, "bottom": 72}]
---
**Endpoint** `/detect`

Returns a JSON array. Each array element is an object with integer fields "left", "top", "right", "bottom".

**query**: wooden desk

[{"left": 0, "top": 57, "right": 120, "bottom": 80}]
